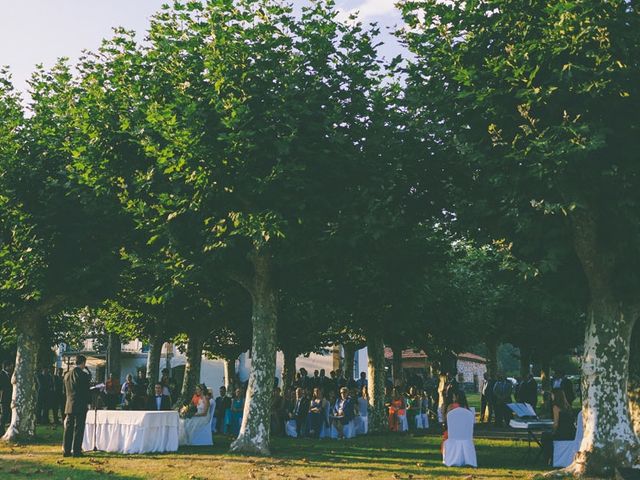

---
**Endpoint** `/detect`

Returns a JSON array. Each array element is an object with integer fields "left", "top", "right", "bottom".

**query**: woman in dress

[
  {"left": 388, "top": 388, "right": 406, "bottom": 432},
  {"left": 229, "top": 388, "right": 245, "bottom": 435},
  {"left": 406, "top": 386, "right": 420, "bottom": 432},
  {"left": 306, "top": 387, "right": 329, "bottom": 438},
  {"left": 178, "top": 384, "right": 211, "bottom": 445},
  {"left": 541, "top": 388, "right": 576, "bottom": 464},
  {"left": 441, "top": 389, "right": 469, "bottom": 452}
]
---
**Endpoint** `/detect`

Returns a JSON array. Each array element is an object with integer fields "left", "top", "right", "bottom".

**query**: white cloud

[{"left": 346, "top": 0, "right": 398, "bottom": 20}]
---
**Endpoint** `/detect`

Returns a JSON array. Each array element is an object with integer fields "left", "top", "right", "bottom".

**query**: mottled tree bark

[
  {"left": 519, "top": 345, "right": 531, "bottom": 379},
  {"left": 629, "top": 320, "right": 640, "bottom": 437},
  {"left": 437, "top": 373, "right": 447, "bottom": 422},
  {"left": 107, "top": 332, "right": 121, "bottom": 382},
  {"left": 486, "top": 339, "right": 498, "bottom": 378},
  {"left": 146, "top": 335, "right": 164, "bottom": 392},
  {"left": 179, "top": 334, "right": 203, "bottom": 405},
  {"left": 281, "top": 347, "right": 296, "bottom": 390},
  {"left": 2, "top": 310, "right": 41, "bottom": 442},
  {"left": 565, "top": 211, "right": 640, "bottom": 476},
  {"left": 391, "top": 345, "right": 404, "bottom": 387},
  {"left": 223, "top": 358, "right": 235, "bottom": 390},
  {"left": 343, "top": 344, "right": 356, "bottom": 380},
  {"left": 366, "top": 333, "right": 387, "bottom": 433},
  {"left": 230, "top": 251, "right": 277, "bottom": 455}
]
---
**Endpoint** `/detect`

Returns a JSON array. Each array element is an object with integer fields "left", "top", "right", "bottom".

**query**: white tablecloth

[{"left": 83, "top": 410, "right": 179, "bottom": 454}]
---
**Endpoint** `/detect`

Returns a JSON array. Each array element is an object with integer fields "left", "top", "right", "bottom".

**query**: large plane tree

[{"left": 401, "top": 0, "right": 640, "bottom": 474}]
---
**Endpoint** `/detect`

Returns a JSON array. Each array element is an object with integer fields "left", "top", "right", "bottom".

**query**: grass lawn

[{"left": 0, "top": 425, "right": 553, "bottom": 480}]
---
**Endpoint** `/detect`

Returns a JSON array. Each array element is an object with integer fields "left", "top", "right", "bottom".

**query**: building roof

[{"left": 384, "top": 347, "right": 486, "bottom": 364}]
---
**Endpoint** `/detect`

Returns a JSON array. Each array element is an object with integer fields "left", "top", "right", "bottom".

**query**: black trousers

[
  {"left": 480, "top": 395, "right": 494, "bottom": 422},
  {"left": 0, "top": 402, "right": 9, "bottom": 435},
  {"left": 63, "top": 411, "right": 87, "bottom": 455}
]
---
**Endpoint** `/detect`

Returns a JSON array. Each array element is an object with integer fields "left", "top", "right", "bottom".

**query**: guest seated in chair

[
  {"left": 388, "top": 388, "right": 406, "bottom": 432},
  {"left": 178, "top": 384, "right": 211, "bottom": 445},
  {"left": 288, "top": 387, "right": 310, "bottom": 437},
  {"left": 406, "top": 386, "right": 420, "bottom": 432},
  {"left": 307, "top": 387, "right": 329, "bottom": 438},
  {"left": 541, "top": 388, "right": 576, "bottom": 465},
  {"left": 146, "top": 382, "right": 172, "bottom": 411},
  {"left": 442, "top": 390, "right": 469, "bottom": 451},
  {"left": 331, "top": 387, "right": 354, "bottom": 439}
]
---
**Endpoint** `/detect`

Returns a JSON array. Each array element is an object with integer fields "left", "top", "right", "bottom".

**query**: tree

[
  {"left": 0, "top": 63, "right": 130, "bottom": 441},
  {"left": 67, "top": 0, "right": 387, "bottom": 454},
  {"left": 402, "top": 0, "right": 640, "bottom": 474}
]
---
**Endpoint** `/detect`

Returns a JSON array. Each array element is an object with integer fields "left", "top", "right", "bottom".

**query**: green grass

[{"left": 0, "top": 425, "right": 553, "bottom": 480}]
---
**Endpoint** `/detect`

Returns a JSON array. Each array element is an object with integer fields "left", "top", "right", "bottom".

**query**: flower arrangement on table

[{"left": 179, "top": 403, "right": 197, "bottom": 419}]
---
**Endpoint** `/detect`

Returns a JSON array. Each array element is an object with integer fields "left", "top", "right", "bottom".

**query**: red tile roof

[{"left": 383, "top": 347, "right": 486, "bottom": 364}]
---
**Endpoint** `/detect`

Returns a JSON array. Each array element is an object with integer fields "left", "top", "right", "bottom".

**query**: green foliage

[{"left": 401, "top": 0, "right": 640, "bottom": 297}]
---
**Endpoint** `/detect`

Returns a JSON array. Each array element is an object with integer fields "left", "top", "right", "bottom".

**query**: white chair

[
  {"left": 325, "top": 419, "right": 356, "bottom": 439},
  {"left": 553, "top": 411, "right": 583, "bottom": 468},
  {"left": 443, "top": 408, "right": 477, "bottom": 467},
  {"left": 415, "top": 413, "right": 429, "bottom": 430},
  {"left": 285, "top": 420, "right": 298, "bottom": 438},
  {"left": 189, "top": 412, "right": 215, "bottom": 446},
  {"left": 354, "top": 415, "right": 368, "bottom": 435},
  {"left": 398, "top": 414, "right": 409, "bottom": 432}
]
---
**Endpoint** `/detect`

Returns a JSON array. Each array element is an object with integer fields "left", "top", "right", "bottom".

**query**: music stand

[{"left": 89, "top": 384, "right": 105, "bottom": 452}]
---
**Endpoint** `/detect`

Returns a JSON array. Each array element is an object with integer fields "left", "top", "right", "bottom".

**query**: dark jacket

[
  {"left": 0, "top": 369, "right": 11, "bottom": 405},
  {"left": 214, "top": 396, "right": 231, "bottom": 418},
  {"left": 145, "top": 394, "right": 172, "bottom": 411},
  {"left": 290, "top": 396, "right": 310, "bottom": 421},
  {"left": 64, "top": 367, "right": 91, "bottom": 415}
]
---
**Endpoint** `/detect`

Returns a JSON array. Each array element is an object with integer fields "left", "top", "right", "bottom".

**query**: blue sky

[{"left": 0, "top": 0, "right": 403, "bottom": 95}]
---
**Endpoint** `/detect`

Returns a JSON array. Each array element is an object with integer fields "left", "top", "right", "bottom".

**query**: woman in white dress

[{"left": 179, "top": 384, "right": 211, "bottom": 445}]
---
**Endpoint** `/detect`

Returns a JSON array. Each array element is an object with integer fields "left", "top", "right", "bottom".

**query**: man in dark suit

[
  {"left": 289, "top": 387, "right": 310, "bottom": 436},
  {"left": 518, "top": 374, "right": 538, "bottom": 409},
  {"left": 552, "top": 370, "right": 575, "bottom": 407},
  {"left": 63, "top": 355, "right": 90, "bottom": 457},
  {"left": 0, "top": 361, "right": 13, "bottom": 435},
  {"left": 214, "top": 386, "right": 231, "bottom": 433},
  {"left": 145, "top": 383, "right": 172, "bottom": 411}
]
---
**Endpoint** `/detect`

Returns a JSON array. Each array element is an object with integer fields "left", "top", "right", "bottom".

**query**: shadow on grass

[
  {"left": 2, "top": 426, "right": 552, "bottom": 478},
  {"left": 0, "top": 457, "right": 141, "bottom": 480}
]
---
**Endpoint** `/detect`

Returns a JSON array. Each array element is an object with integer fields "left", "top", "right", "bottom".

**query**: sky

[{"left": 0, "top": 0, "right": 404, "bottom": 96}]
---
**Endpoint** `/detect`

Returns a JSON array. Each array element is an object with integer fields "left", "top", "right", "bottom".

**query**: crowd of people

[
  {"left": 478, "top": 370, "right": 576, "bottom": 427},
  {"left": 266, "top": 368, "right": 439, "bottom": 439}
]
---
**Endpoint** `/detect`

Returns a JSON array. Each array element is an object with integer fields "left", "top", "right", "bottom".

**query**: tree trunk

[
  {"left": 519, "top": 344, "right": 531, "bottom": 379},
  {"left": 222, "top": 358, "right": 236, "bottom": 391},
  {"left": 230, "top": 251, "right": 277, "bottom": 455},
  {"left": 539, "top": 355, "right": 552, "bottom": 417},
  {"left": 281, "top": 347, "right": 296, "bottom": 391},
  {"left": 566, "top": 210, "right": 640, "bottom": 476},
  {"left": 179, "top": 334, "right": 203, "bottom": 406},
  {"left": 107, "top": 332, "right": 121, "bottom": 383},
  {"left": 146, "top": 335, "right": 163, "bottom": 393},
  {"left": 2, "top": 310, "right": 41, "bottom": 442},
  {"left": 437, "top": 372, "right": 447, "bottom": 423},
  {"left": 486, "top": 338, "right": 498, "bottom": 378},
  {"left": 365, "top": 332, "right": 387, "bottom": 433},
  {"left": 343, "top": 344, "right": 356, "bottom": 380},
  {"left": 392, "top": 345, "right": 404, "bottom": 387},
  {"left": 629, "top": 319, "right": 640, "bottom": 437}
]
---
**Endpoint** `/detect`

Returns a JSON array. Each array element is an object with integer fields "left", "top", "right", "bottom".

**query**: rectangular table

[
  {"left": 509, "top": 418, "right": 554, "bottom": 462},
  {"left": 83, "top": 410, "right": 179, "bottom": 454}
]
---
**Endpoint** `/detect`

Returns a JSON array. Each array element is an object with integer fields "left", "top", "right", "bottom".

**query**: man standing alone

[{"left": 63, "top": 355, "right": 90, "bottom": 457}]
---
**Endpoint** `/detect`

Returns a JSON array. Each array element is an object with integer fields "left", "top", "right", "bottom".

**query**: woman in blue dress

[{"left": 229, "top": 387, "right": 245, "bottom": 435}]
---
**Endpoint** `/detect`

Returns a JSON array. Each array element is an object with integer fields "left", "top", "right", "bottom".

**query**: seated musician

[{"left": 541, "top": 388, "right": 576, "bottom": 464}]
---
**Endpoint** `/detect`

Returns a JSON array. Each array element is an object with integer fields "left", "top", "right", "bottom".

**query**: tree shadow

[{"left": 0, "top": 457, "right": 141, "bottom": 480}]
